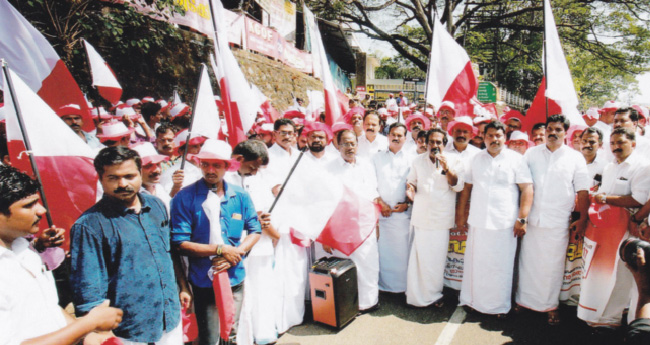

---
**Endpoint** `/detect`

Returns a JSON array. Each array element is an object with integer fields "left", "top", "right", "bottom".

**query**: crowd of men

[{"left": 2, "top": 94, "right": 650, "bottom": 345}]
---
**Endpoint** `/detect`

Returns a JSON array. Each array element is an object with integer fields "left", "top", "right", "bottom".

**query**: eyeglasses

[{"left": 276, "top": 131, "right": 295, "bottom": 137}]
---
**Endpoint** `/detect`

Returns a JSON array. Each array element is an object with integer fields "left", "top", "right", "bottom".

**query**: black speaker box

[{"left": 309, "top": 256, "right": 358, "bottom": 328}]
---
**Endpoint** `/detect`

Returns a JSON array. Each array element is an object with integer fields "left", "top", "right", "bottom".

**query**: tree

[
  {"left": 8, "top": 0, "right": 210, "bottom": 106},
  {"left": 307, "top": 0, "right": 650, "bottom": 104}
]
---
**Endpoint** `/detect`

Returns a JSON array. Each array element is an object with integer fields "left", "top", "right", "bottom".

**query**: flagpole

[
  {"left": 1, "top": 62, "right": 53, "bottom": 227},
  {"left": 423, "top": 9, "right": 435, "bottom": 111},
  {"left": 268, "top": 149, "right": 306, "bottom": 213},
  {"left": 80, "top": 38, "right": 103, "bottom": 122},
  {"left": 180, "top": 64, "right": 207, "bottom": 170},
  {"left": 543, "top": 0, "right": 549, "bottom": 120}
]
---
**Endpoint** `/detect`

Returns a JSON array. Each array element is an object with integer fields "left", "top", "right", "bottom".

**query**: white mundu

[
  {"left": 406, "top": 152, "right": 464, "bottom": 307},
  {"left": 373, "top": 148, "right": 413, "bottom": 293},
  {"left": 459, "top": 148, "right": 532, "bottom": 315},
  {"left": 516, "top": 144, "right": 590, "bottom": 312}
]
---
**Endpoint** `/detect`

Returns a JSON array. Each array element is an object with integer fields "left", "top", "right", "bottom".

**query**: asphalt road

[{"left": 277, "top": 289, "right": 627, "bottom": 345}]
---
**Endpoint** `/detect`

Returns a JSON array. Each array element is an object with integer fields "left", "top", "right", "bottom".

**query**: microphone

[{"left": 432, "top": 147, "right": 440, "bottom": 169}]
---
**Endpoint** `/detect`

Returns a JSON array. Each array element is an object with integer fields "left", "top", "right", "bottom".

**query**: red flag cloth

[
  {"left": 212, "top": 270, "right": 236, "bottom": 340},
  {"left": 0, "top": 0, "right": 93, "bottom": 132},
  {"left": 316, "top": 186, "right": 380, "bottom": 256},
  {"left": 260, "top": 100, "right": 280, "bottom": 123},
  {"left": 210, "top": 0, "right": 260, "bottom": 148},
  {"left": 83, "top": 39, "right": 123, "bottom": 105},
  {"left": 2, "top": 67, "right": 98, "bottom": 251},
  {"left": 182, "top": 307, "right": 199, "bottom": 342},
  {"left": 304, "top": 6, "right": 343, "bottom": 125},
  {"left": 425, "top": 13, "right": 478, "bottom": 116},
  {"left": 101, "top": 337, "right": 123, "bottom": 345},
  {"left": 523, "top": 78, "right": 563, "bottom": 134},
  {"left": 276, "top": 165, "right": 380, "bottom": 256}
]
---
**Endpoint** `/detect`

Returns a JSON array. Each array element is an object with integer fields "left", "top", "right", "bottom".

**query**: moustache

[
  {"left": 113, "top": 186, "right": 135, "bottom": 194},
  {"left": 548, "top": 135, "right": 558, "bottom": 140},
  {"left": 392, "top": 139, "right": 400, "bottom": 143},
  {"left": 455, "top": 136, "right": 467, "bottom": 142},
  {"left": 490, "top": 142, "right": 500, "bottom": 146},
  {"left": 582, "top": 146, "right": 593, "bottom": 151},
  {"left": 613, "top": 148, "right": 623, "bottom": 153},
  {"left": 148, "top": 172, "right": 161, "bottom": 179},
  {"left": 366, "top": 128, "right": 376, "bottom": 133},
  {"left": 32, "top": 216, "right": 42, "bottom": 226}
]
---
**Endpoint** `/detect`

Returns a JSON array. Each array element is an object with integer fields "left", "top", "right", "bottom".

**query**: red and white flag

[
  {"left": 83, "top": 39, "right": 123, "bottom": 105},
  {"left": 210, "top": 0, "right": 260, "bottom": 147},
  {"left": 523, "top": 0, "right": 585, "bottom": 133},
  {"left": 425, "top": 13, "right": 478, "bottom": 116},
  {"left": 191, "top": 64, "right": 221, "bottom": 139},
  {"left": 0, "top": 0, "right": 94, "bottom": 132},
  {"left": 274, "top": 163, "right": 379, "bottom": 256},
  {"left": 304, "top": 5, "right": 343, "bottom": 126},
  {"left": 2, "top": 67, "right": 98, "bottom": 251}
]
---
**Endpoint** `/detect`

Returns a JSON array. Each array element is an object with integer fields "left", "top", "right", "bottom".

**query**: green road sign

[{"left": 477, "top": 81, "right": 497, "bottom": 103}]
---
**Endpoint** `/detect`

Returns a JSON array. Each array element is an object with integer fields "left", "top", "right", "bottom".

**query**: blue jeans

[{"left": 192, "top": 282, "right": 244, "bottom": 345}]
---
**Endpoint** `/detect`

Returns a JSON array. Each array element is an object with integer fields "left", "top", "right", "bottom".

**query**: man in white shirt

[
  {"left": 131, "top": 142, "right": 173, "bottom": 211},
  {"left": 160, "top": 130, "right": 206, "bottom": 197},
  {"left": 405, "top": 128, "right": 464, "bottom": 307},
  {"left": 614, "top": 107, "right": 650, "bottom": 159},
  {"left": 266, "top": 118, "right": 299, "bottom": 192},
  {"left": 437, "top": 101, "right": 456, "bottom": 132},
  {"left": 457, "top": 121, "right": 533, "bottom": 317},
  {"left": 373, "top": 123, "right": 413, "bottom": 293},
  {"left": 303, "top": 122, "right": 336, "bottom": 165},
  {"left": 385, "top": 94, "right": 397, "bottom": 110},
  {"left": 515, "top": 115, "right": 590, "bottom": 325},
  {"left": 593, "top": 100, "right": 618, "bottom": 161},
  {"left": 403, "top": 114, "right": 431, "bottom": 155},
  {"left": 325, "top": 129, "right": 380, "bottom": 311},
  {"left": 443, "top": 116, "right": 481, "bottom": 291},
  {"left": 357, "top": 113, "right": 388, "bottom": 159},
  {"left": 0, "top": 165, "right": 123, "bottom": 345},
  {"left": 580, "top": 127, "right": 607, "bottom": 187},
  {"left": 578, "top": 127, "right": 650, "bottom": 328}
]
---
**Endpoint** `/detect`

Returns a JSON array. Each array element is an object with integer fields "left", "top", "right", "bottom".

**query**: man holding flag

[{"left": 171, "top": 139, "right": 261, "bottom": 345}]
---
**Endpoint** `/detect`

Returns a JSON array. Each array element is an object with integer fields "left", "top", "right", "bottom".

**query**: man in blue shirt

[
  {"left": 171, "top": 139, "right": 261, "bottom": 345},
  {"left": 70, "top": 146, "right": 191, "bottom": 344}
]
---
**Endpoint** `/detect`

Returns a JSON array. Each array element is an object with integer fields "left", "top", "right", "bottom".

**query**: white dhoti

[
  {"left": 578, "top": 255, "right": 634, "bottom": 327},
  {"left": 237, "top": 235, "right": 278, "bottom": 345},
  {"left": 460, "top": 225, "right": 517, "bottom": 314},
  {"left": 273, "top": 234, "right": 308, "bottom": 334},
  {"left": 314, "top": 230, "right": 379, "bottom": 310},
  {"left": 378, "top": 216, "right": 411, "bottom": 293},
  {"left": 515, "top": 225, "right": 569, "bottom": 312},
  {"left": 406, "top": 226, "right": 449, "bottom": 306}
]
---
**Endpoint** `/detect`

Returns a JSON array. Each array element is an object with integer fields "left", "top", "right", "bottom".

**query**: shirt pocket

[
  {"left": 612, "top": 178, "right": 631, "bottom": 196},
  {"left": 495, "top": 165, "right": 515, "bottom": 186},
  {"left": 221, "top": 216, "right": 245, "bottom": 245}
]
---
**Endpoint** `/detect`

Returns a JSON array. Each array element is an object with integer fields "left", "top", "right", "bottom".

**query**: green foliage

[
  {"left": 8, "top": 0, "right": 212, "bottom": 106},
  {"left": 309, "top": 0, "right": 650, "bottom": 108},
  {"left": 375, "top": 56, "right": 426, "bottom": 79}
]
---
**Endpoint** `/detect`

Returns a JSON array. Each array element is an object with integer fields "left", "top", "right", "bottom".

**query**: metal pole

[
  {"left": 268, "top": 149, "right": 306, "bottom": 213},
  {"left": 423, "top": 9, "right": 435, "bottom": 111},
  {"left": 180, "top": 64, "right": 207, "bottom": 170},
  {"left": 543, "top": 0, "right": 549, "bottom": 120},
  {"left": 1, "top": 62, "right": 54, "bottom": 227}
]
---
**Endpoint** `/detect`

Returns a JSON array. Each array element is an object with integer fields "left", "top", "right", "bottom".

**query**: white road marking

[{"left": 434, "top": 306, "right": 467, "bottom": 345}]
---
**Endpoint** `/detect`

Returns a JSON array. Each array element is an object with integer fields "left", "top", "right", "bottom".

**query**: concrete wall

[{"left": 233, "top": 48, "right": 323, "bottom": 112}]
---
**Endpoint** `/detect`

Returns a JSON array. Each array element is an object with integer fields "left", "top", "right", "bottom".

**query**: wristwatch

[{"left": 517, "top": 217, "right": 527, "bottom": 225}]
